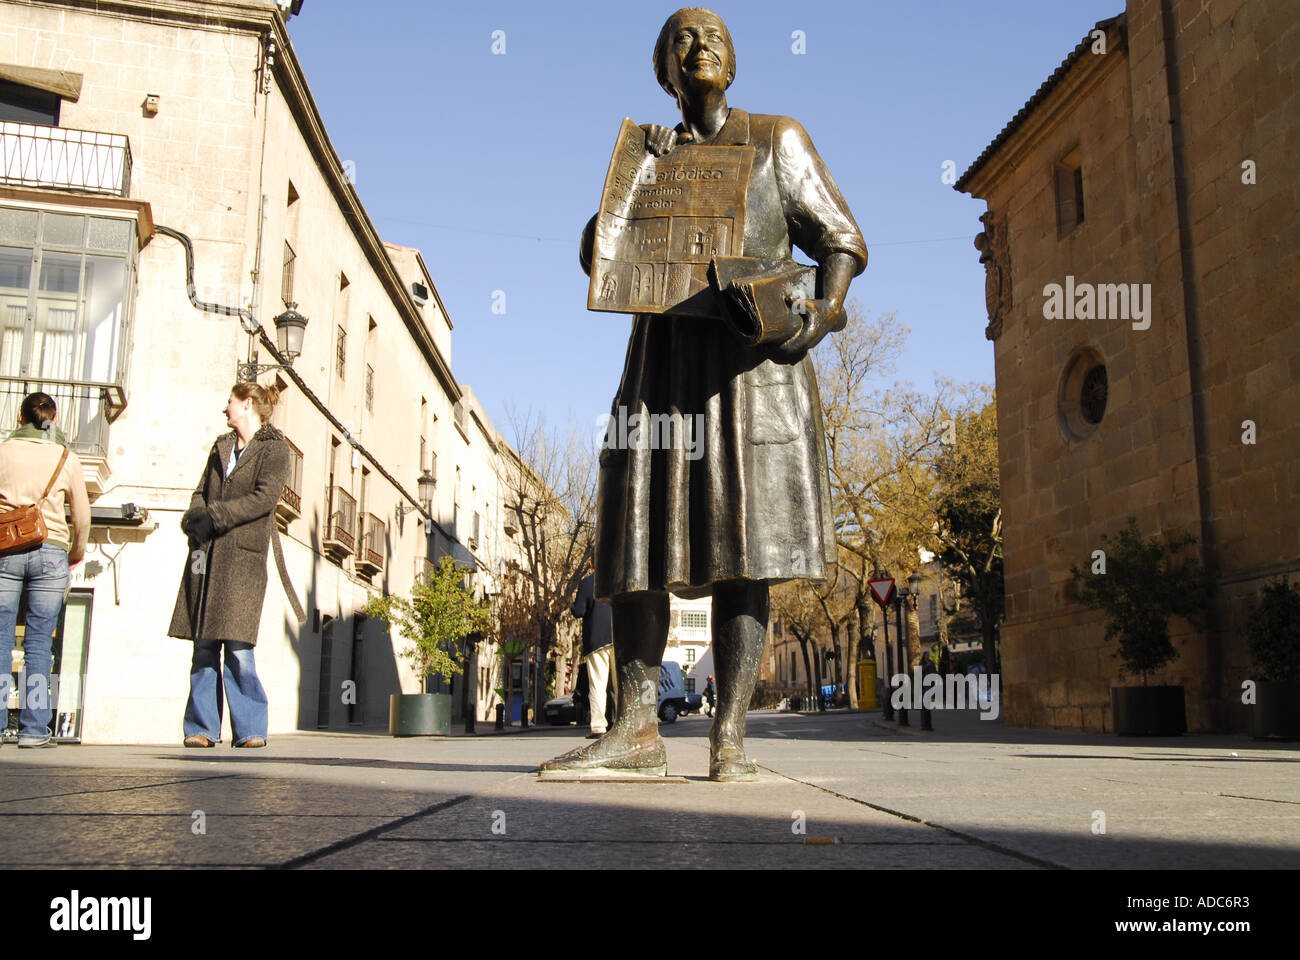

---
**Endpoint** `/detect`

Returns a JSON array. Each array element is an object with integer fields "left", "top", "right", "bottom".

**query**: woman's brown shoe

[
  {"left": 234, "top": 737, "right": 266, "bottom": 748},
  {"left": 183, "top": 734, "right": 215, "bottom": 748}
]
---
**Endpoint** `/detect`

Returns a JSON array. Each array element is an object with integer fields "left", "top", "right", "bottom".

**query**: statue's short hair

[{"left": 653, "top": 7, "right": 735, "bottom": 101}]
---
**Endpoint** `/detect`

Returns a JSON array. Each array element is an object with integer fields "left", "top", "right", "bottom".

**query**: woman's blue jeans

[
  {"left": 0, "top": 543, "right": 69, "bottom": 743},
  {"left": 184, "top": 640, "right": 268, "bottom": 745}
]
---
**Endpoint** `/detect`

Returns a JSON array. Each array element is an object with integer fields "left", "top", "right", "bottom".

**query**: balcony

[
  {"left": 414, "top": 556, "right": 436, "bottom": 586},
  {"left": 276, "top": 439, "right": 304, "bottom": 526},
  {"left": 323, "top": 486, "right": 356, "bottom": 560},
  {"left": 356, "top": 513, "right": 385, "bottom": 578},
  {"left": 0, "top": 376, "right": 124, "bottom": 496},
  {"left": 0, "top": 122, "right": 132, "bottom": 198}
]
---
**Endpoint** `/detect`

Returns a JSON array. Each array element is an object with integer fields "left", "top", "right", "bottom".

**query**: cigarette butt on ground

[{"left": 803, "top": 836, "right": 839, "bottom": 845}]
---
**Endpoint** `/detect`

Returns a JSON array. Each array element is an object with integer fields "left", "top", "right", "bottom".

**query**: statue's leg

[
  {"left": 709, "top": 578, "right": 768, "bottom": 781},
  {"left": 538, "top": 589, "right": 669, "bottom": 778}
]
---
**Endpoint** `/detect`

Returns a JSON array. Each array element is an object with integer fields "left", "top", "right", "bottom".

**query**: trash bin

[{"left": 857, "top": 659, "right": 878, "bottom": 708}]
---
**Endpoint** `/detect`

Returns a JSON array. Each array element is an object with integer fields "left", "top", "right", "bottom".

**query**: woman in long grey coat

[
  {"left": 542, "top": 7, "right": 865, "bottom": 781},
  {"left": 169, "top": 381, "right": 290, "bottom": 747}
]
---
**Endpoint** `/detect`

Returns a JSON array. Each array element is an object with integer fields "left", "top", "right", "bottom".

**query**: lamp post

[
  {"left": 418, "top": 470, "right": 436, "bottom": 536},
  {"left": 908, "top": 571, "right": 932, "bottom": 731},
  {"left": 877, "top": 571, "right": 895, "bottom": 721},
  {"left": 894, "top": 583, "right": 908, "bottom": 727},
  {"left": 236, "top": 303, "right": 307, "bottom": 381}
]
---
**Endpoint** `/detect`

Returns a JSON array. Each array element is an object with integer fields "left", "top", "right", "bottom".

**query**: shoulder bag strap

[{"left": 38, "top": 447, "right": 69, "bottom": 503}]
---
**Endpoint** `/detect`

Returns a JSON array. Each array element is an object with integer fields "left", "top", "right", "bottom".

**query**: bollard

[{"left": 495, "top": 703, "right": 505, "bottom": 731}]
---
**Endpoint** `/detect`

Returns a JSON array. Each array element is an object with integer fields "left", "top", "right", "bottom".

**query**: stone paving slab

[
  {"left": 1, "top": 710, "right": 1296, "bottom": 869},
  {"left": 0, "top": 812, "right": 394, "bottom": 867},
  {"left": 303, "top": 838, "right": 1026, "bottom": 870}
]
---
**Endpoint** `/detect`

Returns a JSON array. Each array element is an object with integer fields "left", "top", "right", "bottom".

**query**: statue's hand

[
  {"left": 640, "top": 123, "right": 678, "bottom": 157},
  {"left": 772, "top": 298, "right": 846, "bottom": 361}
]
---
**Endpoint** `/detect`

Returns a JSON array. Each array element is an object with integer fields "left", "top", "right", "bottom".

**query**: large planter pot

[
  {"left": 1251, "top": 680, "right": 1300, "bottom": 740},
  {"left": 1111, "top": 685, "right": 1186, "bottom": 736},
  {"left": 389, "top": 693, "right": 452, "bottom": 737}
]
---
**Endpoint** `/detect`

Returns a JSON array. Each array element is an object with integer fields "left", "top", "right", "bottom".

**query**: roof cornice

[
  {"left": 957, "top": 14, "right": 1127, "bottom": 198},
  {"left": 26, "top": 0, "right": 461, "bottom": 403}
]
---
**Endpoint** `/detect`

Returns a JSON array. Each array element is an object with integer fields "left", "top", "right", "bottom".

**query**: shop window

[{"left": 3, "top": 590, "right": 92, "bottom": 742}]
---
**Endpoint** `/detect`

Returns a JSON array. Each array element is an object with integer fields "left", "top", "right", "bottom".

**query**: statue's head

[{"left": 653, "top": 7, "right": 735, "bottom": 103}]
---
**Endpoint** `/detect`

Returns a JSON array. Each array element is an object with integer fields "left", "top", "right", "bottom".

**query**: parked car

[
  {"left": 545, "top": 663, "right": 592, "bottom": 725},
  {"left": 658, "top": 661, "right": 703, "bottom": 723},
  {"left": 545, "top": 662, "right": 702, "bottom": 725}
]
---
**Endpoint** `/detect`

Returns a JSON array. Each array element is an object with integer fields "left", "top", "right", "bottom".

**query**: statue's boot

[
  {"left": 708, "top": 579, "right": 768, "bottom": 782},
  {"left": 539, "top": 591, "right": 669, "bottom": 780}
]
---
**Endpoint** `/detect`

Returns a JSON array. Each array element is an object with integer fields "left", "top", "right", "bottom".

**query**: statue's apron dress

[{"left": 594, "top": 109, "right": 867, "bottom": 601}]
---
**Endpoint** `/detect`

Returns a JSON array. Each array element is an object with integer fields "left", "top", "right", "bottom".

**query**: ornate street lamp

[
  {"left": 396, "top": 470, "right": 437, "bottom": 533},
  {"left": 236, "top": 303, "right": 308, "bottom": 380}
]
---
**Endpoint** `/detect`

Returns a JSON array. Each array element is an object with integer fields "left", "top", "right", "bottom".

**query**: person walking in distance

[
  {"left": 572, "top": 559, "right": 616, "bottom": 737},
  {"left": 0, "top": 393, "right": 90, "bottom": 748},
  {"left": 169, "top": 382, "right": 291, "bottom": 748}
]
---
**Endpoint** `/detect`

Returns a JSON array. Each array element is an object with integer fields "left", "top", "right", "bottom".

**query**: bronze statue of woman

[{"left": 542, "top": 6, "right": 866, "bottom": 781}]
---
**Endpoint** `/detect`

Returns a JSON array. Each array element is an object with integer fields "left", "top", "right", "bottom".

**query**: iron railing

[
  {"left": 0, "top": 122, "right": 131, "bottom": 197},
  {"left": 359, "top": 513, "right": 385, "bottom": 573},
  {"left": 325, "top": 486, "right": 356, "bottom": 555},
  {"left": 0, "top": 376, "right": 124, "bottom": 458},
  {"left": 414, "top": 556, "right": 436, "bottom": 586},
  {"left": 277, "top": 438, "right": 304, "bottom": 519}
]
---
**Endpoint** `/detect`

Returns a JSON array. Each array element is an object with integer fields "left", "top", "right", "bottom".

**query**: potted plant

[
  {"left": 364, "top": 554, "right": 493, "bottom": 737},
  {"left": 1071, "top": 518, "right": 1212, "bottom": 736},
  {"left": 1247, "top": 577, "right": 1300, "bottom": 740}
]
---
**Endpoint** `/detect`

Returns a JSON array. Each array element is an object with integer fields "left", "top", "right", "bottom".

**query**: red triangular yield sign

[{"left": 869, "top": 578, "right": 895, "bottom": 606}]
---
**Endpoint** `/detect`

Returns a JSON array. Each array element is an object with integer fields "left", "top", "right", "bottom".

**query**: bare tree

[
  {"left": 491, "top": 406, "right": 597, "bottom": 722},
  {"left": 771, "top": 579, "right": 824, "bottom": 703},
  {"left": 812, "top": 303, "right": 954, "bottom": 701}
]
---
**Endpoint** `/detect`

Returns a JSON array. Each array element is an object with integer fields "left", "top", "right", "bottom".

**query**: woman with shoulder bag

[
  {"left": 168, "top": 382, "right": 290, "bottom": 748},
  {"left": 0, "top": 392, "right": 91, "bottom": 748}
]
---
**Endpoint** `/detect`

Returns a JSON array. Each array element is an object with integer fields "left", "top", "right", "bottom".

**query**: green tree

[
  {"left": 364, "top": 554, "right": 494, "bottom": 693},
  {"left": 1247, "top": 578, "right": 1300, "bottom": 683},
  {"left": 1069, "top": 518, "right": 1212, "bottom": 685},
  {"left": 931, "top": 396, "right": 1003, "bottom": 672}
]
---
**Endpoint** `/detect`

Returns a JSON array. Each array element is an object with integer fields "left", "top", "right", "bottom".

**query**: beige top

[{"left": 0, "top": 436, "right": 91, "bottom": 559}]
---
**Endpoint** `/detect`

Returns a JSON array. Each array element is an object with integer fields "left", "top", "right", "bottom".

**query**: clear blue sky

[{"left": 287, "top": 1, "right": 1122, "bottom": 437}]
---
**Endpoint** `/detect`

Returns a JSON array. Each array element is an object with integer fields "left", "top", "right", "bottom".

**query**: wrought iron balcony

[
  {"left": 0, "top": 122, "right": 132, "bottom": 198},
  {"left": 414, "top": 556, "right": 436, "bottom": 586},
  {"left": 0, "top": 376, "right": 124, "bottom": 496},
  {"left": 276, "top": 438, "right": 304, "bottom": 525},
  {"left": 356, "top": 512, "right": 385, "bottom": 577},
  {"left": 324, "top": 486, "right": 356, "bottom": 559}
]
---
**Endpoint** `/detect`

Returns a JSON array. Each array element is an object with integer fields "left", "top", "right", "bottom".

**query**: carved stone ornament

[{"left": 974, "top": 209, "right": 1011, "bottom": 340}]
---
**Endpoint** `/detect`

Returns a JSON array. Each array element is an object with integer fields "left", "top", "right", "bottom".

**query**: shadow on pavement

[{"left": 153, "top": 755, "right": 539, "bottom": 774}]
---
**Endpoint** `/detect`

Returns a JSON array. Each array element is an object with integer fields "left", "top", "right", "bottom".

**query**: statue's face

[{"left": 664, "top": 11, "right": 732, "bottom": 97}]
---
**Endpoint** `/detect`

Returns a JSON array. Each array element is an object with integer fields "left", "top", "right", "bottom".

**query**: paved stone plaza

[{"left": 1, "top": 710, "right": 1296, "bottom": 870}]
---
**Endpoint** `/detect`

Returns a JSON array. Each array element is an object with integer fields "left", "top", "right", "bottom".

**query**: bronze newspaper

[{"left": 588, "top": 118, "right": 755, "bottom": 317}]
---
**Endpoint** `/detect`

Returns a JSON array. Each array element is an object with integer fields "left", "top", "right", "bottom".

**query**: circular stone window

[{"left": 1058, "top": 347, "right": 1108, "bottom": 440}]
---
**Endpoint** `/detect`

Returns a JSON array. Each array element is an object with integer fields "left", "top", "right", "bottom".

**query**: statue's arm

[
  {"left": 770, "top": 117, "right": 867, "bottom": 358},
  {"left": 580, "top": 214, "right": 597, "bottom": 277}
]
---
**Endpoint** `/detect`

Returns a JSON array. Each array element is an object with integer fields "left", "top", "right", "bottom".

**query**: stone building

[
  {"left": 956, "top": 0, "right": 1298, "bottom": 731},
  {"left": 664, "top": 595, "right": 712, "bottom": 693},
  {"left": 0, "top": 0, "right": 528, "bottom": 742}
]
